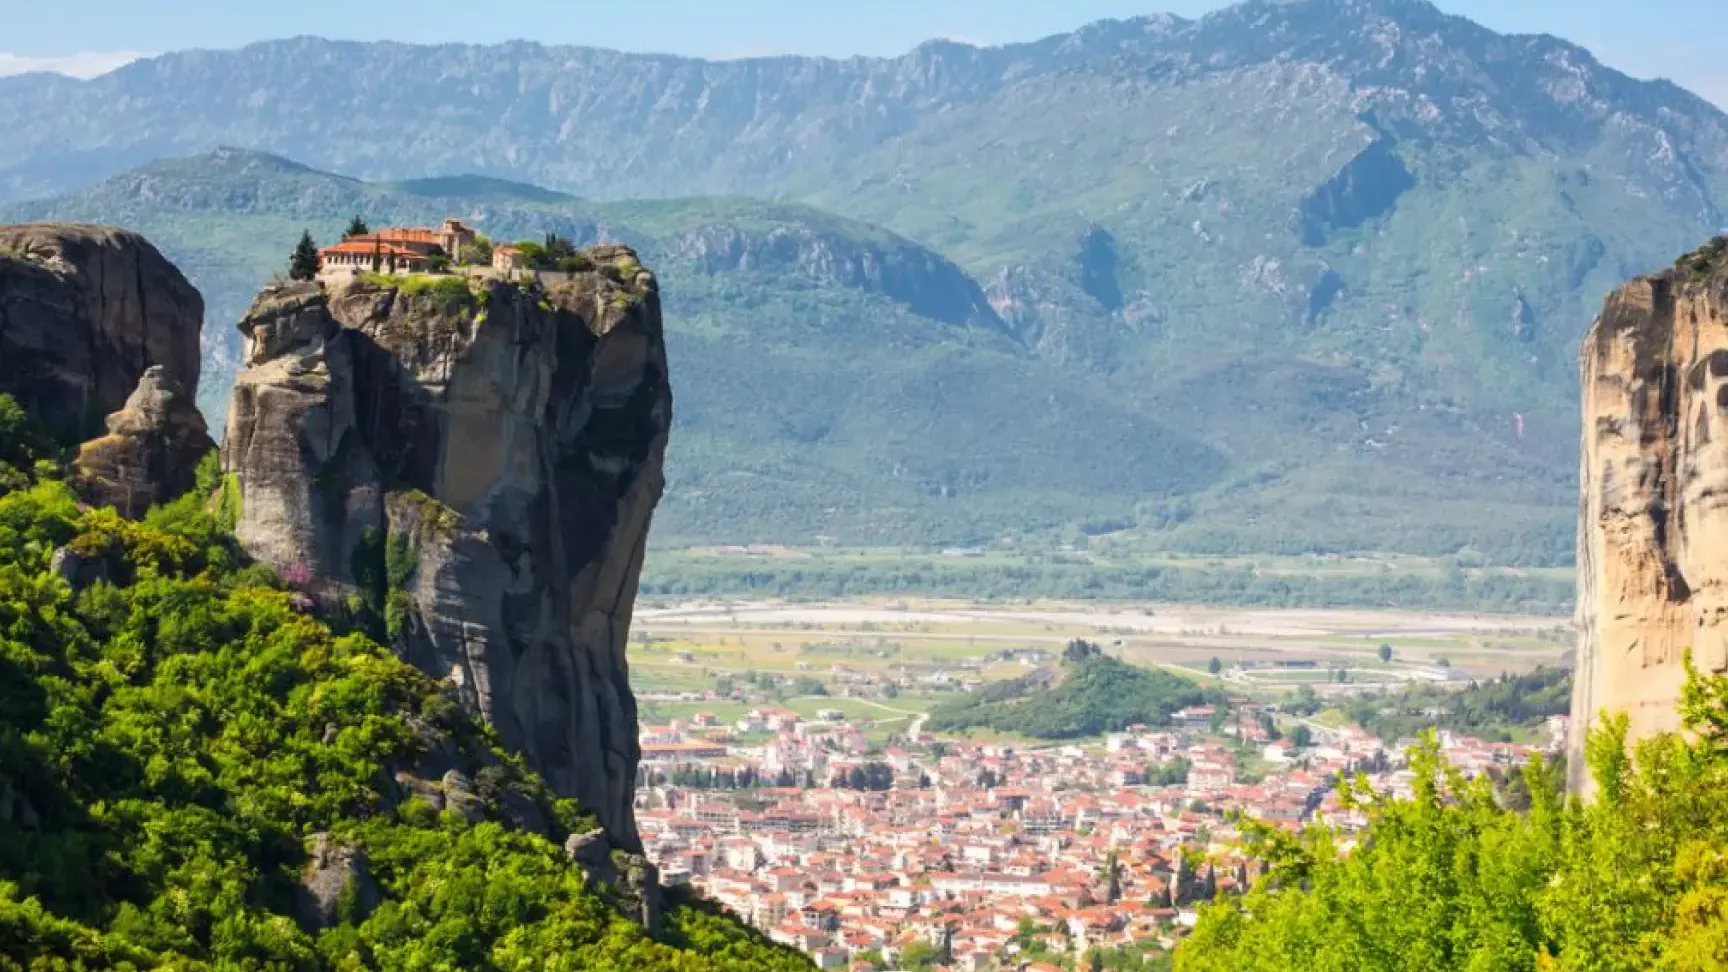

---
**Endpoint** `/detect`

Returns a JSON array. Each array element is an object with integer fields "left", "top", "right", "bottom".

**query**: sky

[{"left": 1, "top": 0, "right": 1724, "bottom": 107}]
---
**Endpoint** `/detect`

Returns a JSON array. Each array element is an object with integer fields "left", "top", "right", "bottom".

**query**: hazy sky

[{"left": 3, "top": 0, "right": 1724, "bottom": 107}]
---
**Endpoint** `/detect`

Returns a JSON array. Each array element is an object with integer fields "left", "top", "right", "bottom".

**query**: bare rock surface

[
  {"left": 1569, "top": 237, "right": 1728, "bottom": 791},
  {"left": 223, "top": 254, "right": 670, "bottom": 851},
  {"left": 73, "top": 364, "right": 214, "bottom": 517},
  {"left": 295, "top": 833, "right": 380, "bottom": 931},
  {"left": 0, "top": 222, "right": 204, "bottom": 445}
]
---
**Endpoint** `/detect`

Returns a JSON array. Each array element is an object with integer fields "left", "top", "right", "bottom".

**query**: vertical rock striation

[
  {"left": 223, "top": 252, "right": 671, "bottom": 850},
  {"left": 0, "top": 223, "right": 205, "bottom": 446},
  {"left": 1569, "top": 238, "right": 1728, "bottom": 791}
]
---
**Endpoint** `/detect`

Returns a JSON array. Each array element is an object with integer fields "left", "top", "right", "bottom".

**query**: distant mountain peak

[{"left": 200, "top": 146, "right": 326, "bottom": 173}]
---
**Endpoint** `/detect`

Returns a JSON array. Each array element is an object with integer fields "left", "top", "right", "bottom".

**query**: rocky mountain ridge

[
  {"left": 0, "top": 0, "right": 1719, "bottom": 202},
  {"left": 3, "top": 151, "right": 1240, "bottom": 558},
  {"left": 10, "top": 0, "right": 1725, "bottom": 563}
]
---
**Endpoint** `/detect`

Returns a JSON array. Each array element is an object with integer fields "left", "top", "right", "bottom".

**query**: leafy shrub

[{"left": 1176, "top": 661, "right": 1728, "bottom": 972}]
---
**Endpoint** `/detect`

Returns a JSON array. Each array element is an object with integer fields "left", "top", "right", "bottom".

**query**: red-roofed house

[{"left": 319, "top": 219, "right": 477, "bottom": 276}]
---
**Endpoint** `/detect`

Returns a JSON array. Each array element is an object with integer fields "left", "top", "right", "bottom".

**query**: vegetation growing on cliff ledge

[
  {"left": 1176, "top": 663, "right": 1728, "bottom": 972},
  {"left": 0, "top": 394, "right": 811, "bottom": 972},
  {"left": 361, "top": 272, "right": 475, "bottom": 305},
  {"left": 1680, "top": 235, "right": 1728, "bottom": 284}
]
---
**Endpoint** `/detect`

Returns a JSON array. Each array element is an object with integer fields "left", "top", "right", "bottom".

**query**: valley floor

[{"left": 631, "top": 597, "right": 1572, "bottom": 697}]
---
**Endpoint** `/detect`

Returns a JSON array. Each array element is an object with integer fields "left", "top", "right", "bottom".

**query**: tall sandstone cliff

[
  {"left": 0, "top": 222, "right": 213, "bottom": 509},
  {"left": 223, "top": 253, "right": 670, "bottom": 851},
  {"left": 1569, "top": 238, "right": 1728, "bottom": 791}
]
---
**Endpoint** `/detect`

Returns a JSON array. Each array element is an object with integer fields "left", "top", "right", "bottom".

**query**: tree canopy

[
  {"left": 1176, "top": 665, "right": 1728, "bottom": 972},
  {"left": 1345, "top": 667, "right": 1573, "bottom": 743},
  {"left": 0, "top": 395, "right": 811, "bottom": 972}
]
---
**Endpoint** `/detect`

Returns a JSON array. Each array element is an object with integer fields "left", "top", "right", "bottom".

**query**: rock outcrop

[
  {"left": 1569, "top": 237, "right": 1728, "bottom": 791},
  {"left": 295, "top": 833, "right": 380, "bottom": 931},
  {"left": 0, "top": 223, "right": 205, "bottom": 446},
  {"left": 73, "top": 365, "right": 214, "bottom": 517},
  {"left": 222, "top": 252, "right": 670, "bottom": 854}
]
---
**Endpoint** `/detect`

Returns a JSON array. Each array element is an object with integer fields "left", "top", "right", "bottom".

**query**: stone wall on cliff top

[
  {"left": 222, "top": 255, "right": 670, "bottom": 849},
  {"left": 1569, "top": 237, "right": 1728, "bottom": 792}
]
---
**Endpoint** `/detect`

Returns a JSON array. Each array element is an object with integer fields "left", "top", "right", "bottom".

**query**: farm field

[{"left": 629, "top": 597, "right": 1574, "bottom": 702}]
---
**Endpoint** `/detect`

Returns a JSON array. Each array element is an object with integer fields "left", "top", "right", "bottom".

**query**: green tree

[
  {"left": 344, "top": 215, "right": 369, "bottom": 239},
  {"left": 1208, "top": 656, "right": 1223, "bottom": 676},
  {"left": 1102, "top": 849, "right": 1124, "bottom": 904},
  {"left": 0, "top": 447, "right": 813, "bottom": 972},
  {"left": 1146, "top": 758, "right": 1192, "bottom": 787},
  {"left": 458, "top": 235, "right": 493, "bottom": 266},
  {"left": 1378, "top": 643, "right": 1395, "bottom": 664},
  {"left": 1290, "top": 724, "right": 1313, "bottom": 749},
  {"left": 1176, "top": 657, "right": 1728, "bottom": 972},
  {"left": 901, "top": 939, "right": 943, "bottom": 970},
  {"left": 289, "top": 230, "right": 319, "bottom": 281}
]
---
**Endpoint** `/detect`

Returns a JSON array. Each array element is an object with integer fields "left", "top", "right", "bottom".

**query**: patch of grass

[{"left": 362, "top": 272, "right": 475, "bottom": 305}]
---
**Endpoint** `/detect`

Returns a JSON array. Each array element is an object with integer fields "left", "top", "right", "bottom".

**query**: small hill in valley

[{"left": 927, "top": 642, "right": 1216, "bottom": 739}]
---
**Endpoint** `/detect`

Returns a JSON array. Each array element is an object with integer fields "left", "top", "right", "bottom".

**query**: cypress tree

[{"left": 288, "top": 231, "right": 319, "bottom": 281}]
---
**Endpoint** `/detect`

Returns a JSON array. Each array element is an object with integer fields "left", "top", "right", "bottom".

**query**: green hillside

[
  {"left": 1342, "top": 666, "right": 1574, "bottom": 743},
  {"left": 0, "top": 151, "right": 1226, "bottom": 551},
  {"left": 0, "top": 401, "right": 809, "bottom": 971},
  {"left": 927, "top": 644, "right": 1216, "bottom": 739},
  {"left": 3, "top": 145, "right": 1575, "bottom": 573},
  {"left": 7, "top": 0, "right": 1720, "bottom": 570}
]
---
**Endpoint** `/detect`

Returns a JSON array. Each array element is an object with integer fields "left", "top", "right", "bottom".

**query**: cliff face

[
  {"left": 0, "top": 223, "right": 205, "bottom": 445},
  {"left": 1569, "top": 238, "right": 1728, "bottom": 791},
  {"left": 223, "top": 254, "right": 670, "bottom": 851}
]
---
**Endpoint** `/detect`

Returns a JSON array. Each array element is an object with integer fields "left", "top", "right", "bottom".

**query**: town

[{"left": 633, "top": 681, "right": 1564, "bottom": 971}]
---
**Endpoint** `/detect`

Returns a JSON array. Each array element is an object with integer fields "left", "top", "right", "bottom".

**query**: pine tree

[
  {"left": 288, "top": 231, "right": 319, "bottom": 281},
  {"left": 345, "top": 215, "right": 370, "bottom": 239}
]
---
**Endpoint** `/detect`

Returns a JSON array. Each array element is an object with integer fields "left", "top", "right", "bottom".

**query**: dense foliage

[
  {"left": 927, "top": 650, "right": 1215, "bottom": 739},
  {"left": 1176, "top": 667, "right": 1728, "bottom": 972},
  {"left": 0, "top": 402, "right": 810, "bottom": 972},
  {"left": 1344, "top": 667, "right": 1573, "bottom": 743}
]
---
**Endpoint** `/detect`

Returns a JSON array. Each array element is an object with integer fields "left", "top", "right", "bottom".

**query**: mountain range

[{"left": 6, "top": 0, "right": 1727, "bottom": 559}]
